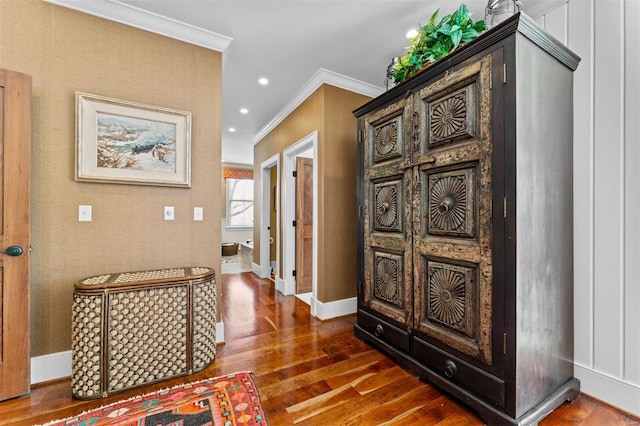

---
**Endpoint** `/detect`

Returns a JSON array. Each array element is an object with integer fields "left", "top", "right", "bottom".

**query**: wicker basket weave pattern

[
  {"left": 193, "top": 278, "right": 217, "bottom": 371},
  {"left": 71, "top": 294, "right": 103, "bottom": 398},
  {"left": 112, "top": 268, "right": 186, "bottom": 284},
  {"left": 71, "top": 267, "right": 217, "bottom": 399},
  {"left": 108, "top": 286, "right": 188, "bottom": 393},
  {"left": 81, "top": 274, "right": 111, "bottom": 285}
]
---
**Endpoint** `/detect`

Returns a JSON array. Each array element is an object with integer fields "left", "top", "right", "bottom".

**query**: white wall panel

[
  {"left": 624, "top": 0, "right": 640, "bottom": 386},
  {"left": 567, "top": 0, "right": 594, "bottom": 369},
  {"left": 544, "top": 2, "right": 568, "bottom": 43},
  {"left": 529, "top": 0, "right": 640, "bottom": 416},
  {"left": 592, "top": 0, "right": 624, "bottom": 378}
]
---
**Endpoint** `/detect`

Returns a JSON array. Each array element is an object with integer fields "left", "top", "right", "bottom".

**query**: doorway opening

[
  {"left": 259, "top": 154, "right": 279, "bottom": 282},
  {"left": 282, "top": 131, "right": 318, "bottom": 310}
]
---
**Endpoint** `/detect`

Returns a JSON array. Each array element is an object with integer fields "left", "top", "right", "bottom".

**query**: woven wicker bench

[{"left": 71, "top": 267, "right": 216, "bottom": 399}]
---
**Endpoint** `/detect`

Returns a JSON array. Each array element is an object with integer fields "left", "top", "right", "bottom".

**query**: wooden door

[
  {"left": 412, "top": 55, "right": 494, "bottom": 364},
  {"left": 269, "top": 166, "right": 277, "bottom": 278},
  {"left": 295, "top": 157, "right": 313, "bottom": 294},
  {"left": 0, "top": 69, "right": 31, "bottom": 401},
  {"left": 361, "top": 97, "right": 414, "bottom": 326}
]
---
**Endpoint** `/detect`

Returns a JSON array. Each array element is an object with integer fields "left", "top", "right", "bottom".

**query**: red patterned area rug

[{"left": 44, "top": 371, "right": 268, "bottom": 425}]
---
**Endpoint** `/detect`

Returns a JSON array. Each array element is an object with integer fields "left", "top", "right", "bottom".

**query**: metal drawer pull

[
  {"left": 438, "top": 197, "right": 453, "bottom": 214},
  {"left": 444, "top": 360, "right": 458, "bottom": 378},
  {"left": 374, "top": 324, "right": 384, "bottom": 337}
]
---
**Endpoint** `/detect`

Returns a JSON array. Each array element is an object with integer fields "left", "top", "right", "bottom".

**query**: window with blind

[{"left": 226, "top": 178, "right": 253, "bottom": 228}]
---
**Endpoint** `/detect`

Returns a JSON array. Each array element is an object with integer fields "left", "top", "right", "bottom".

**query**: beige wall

[
  {"left": 253, "top": 88, "right": 323, "bottom": 272},
  {"left": 0, "top": 1, "right": 222, "bottom": 356},
  {"left": 320, "top": 85, "right": 368, "bottom": 301},
  {"left": 253, "top": 85, "right": 370, "bottom": 304}
]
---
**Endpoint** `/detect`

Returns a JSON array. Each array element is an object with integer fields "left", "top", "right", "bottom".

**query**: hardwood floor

[{"left": 1, "top": 272, "right": 638, "bottom": 425}]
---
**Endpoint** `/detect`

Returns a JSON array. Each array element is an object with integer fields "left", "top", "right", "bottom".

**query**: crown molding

[
  {"left": 252, "top": 68, "right": 384, "bottom": 146},
  {"left": 43, "top": 0, "right": 233, "bottom": 55}
]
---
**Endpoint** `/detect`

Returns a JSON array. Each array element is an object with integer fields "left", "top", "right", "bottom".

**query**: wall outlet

[
  {"left": 193, "top": 207, "right": 203, "bottom": 221},
  {"left": 79, "top": 205, "right": 92, "bottom": 222},
  {"left": 164, "top": 206, "right": 175, "bottom": 221}
]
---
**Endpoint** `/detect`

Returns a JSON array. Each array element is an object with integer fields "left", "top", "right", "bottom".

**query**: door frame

[
  {"left": 259, "top": 154, "right": 280, "bottom": 280},
  {"left": 282, "top": 131, "right": 318, "bottom": 304}
]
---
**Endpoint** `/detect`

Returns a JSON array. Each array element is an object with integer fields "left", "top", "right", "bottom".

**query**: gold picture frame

[{"left": 76, "top": 92, "right": 191, "bottom": 187}]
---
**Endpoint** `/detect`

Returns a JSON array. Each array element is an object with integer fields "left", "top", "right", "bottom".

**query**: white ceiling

[{"left": 48, "top": 0, "right": 529, "bottom": 165}]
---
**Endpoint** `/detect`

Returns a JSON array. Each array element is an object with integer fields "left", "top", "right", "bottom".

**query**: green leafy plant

[{"left": 393, "top": 4, "right": 486, "bottom": 84}]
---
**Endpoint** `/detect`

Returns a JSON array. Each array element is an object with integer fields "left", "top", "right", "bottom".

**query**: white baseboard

[
  {"left": 283, "top": 279, "right": 295, "bottom": 296},
  {"left": 574, "top": 363, "right": 640, "bottom": 417},
  {"left": 30, "top": 321, "right": 226, "bottom": 385},
  {"left": 275, "top": 277, "right": 286, "bottom": 294},
  {"left": 216, "top": 320, "right": 225, "bottom": 344},
  {"left": 31, "top": 350, "right": 72, "bottom": 384},
  {"left": 252, "top": 262, "right": 266, "bottom": 277},
  {"left": 272, "top": 276, "right": 292, "bottom": 296},
  {"left": 312, "top": 296, "right": 357, "bottom": 320}
]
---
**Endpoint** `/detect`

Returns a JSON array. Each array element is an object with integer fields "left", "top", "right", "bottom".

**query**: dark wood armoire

[{"left": 354, "top": 13, "right": 580, "bottom": 425}]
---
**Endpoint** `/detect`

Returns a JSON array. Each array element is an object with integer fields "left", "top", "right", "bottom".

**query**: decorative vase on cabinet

[{"left": 354, "top": 13, "right": 580, "bottom": 426}]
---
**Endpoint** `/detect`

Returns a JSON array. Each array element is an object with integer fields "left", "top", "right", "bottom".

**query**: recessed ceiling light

[
  {"left": 406, "top": 28, "right": 418, "bottom": 39},
  {"left": 240, "top": 108, "right": 249, "bottom": 114},
  {"left": 258, "top": 77, "right": 269, "bottom": 86},
  {"left": 228, "top": 127, "right": 236, "bottom": 132}
]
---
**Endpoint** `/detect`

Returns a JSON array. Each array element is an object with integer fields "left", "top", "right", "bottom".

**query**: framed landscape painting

[{"left": 76, "top": 92, "right": 191, "bottom": 187}]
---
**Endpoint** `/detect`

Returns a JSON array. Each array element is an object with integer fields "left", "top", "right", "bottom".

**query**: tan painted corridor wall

[
  {"left": 0, "top": 0, "right": 222, "bottom": 356},
  {"left": 253, "top": 85, "right": 370, "bottom": 304}
]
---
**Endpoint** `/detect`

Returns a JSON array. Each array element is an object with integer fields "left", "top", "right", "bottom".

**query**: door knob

[{"left": 1, "top": 245, "right": 23, "bottom": 257}]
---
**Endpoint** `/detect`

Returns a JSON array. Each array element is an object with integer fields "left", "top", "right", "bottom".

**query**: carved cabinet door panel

[
  {"left": 361, "top": 98, "right": 413, "bottom": 326},
  {"left": 412, "top": 55, "right": 495, "bottom": 365}
]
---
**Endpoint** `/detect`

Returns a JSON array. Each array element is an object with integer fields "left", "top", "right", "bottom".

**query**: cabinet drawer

[
  {"left": 412, "top": 336, "right": 505, "bottom": 407},
  {"left": 358, "top": 310, "right": 410, "bottom": 352}
]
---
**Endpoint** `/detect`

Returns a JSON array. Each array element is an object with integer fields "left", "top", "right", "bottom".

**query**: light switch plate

[
  {"left": 193, "top": 207, "right": 203, "bottom": 221},
  {"left": 164, "top": 206, "right": 175, "bottom": 221},
  {"left": 79, "top": 205, "right": 92, "bottom": 222}
]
